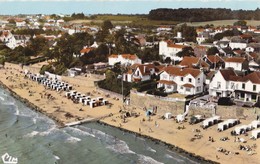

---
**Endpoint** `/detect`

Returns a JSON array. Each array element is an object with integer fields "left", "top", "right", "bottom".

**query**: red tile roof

[
  {"left": 183, "top": 83, "right": 195, "bottom": 88},
  {"left": 219, "top": 69, "right": 237, "bottom": 81},
  {"left": 168, "top": 43, "right": 187, "bottom": 49},
  {"left": 163, "top": 66, "right": 201, "bottom": 78},
  {"left": 225, "top": 57, "right": 246, "bottom": 63},
  {"left": 240, "top": 72, "right": 260, "bottom": 84},
  {"left": 158, "top": 80, "right": 176, "bottom": 85},
  {"left": 80, "top": 47, "right": 94, "bottom": 54},
  {"left": 109, "top": 54, "right": 137, "bottom": 60},
  {"left": 207, "top": 55, "right": 224, "bottom": 63},
  {"left": 179, "top": 56, "right": 209, "bottom": 68}
]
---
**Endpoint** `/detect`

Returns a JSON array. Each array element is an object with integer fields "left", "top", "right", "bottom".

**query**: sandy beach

[{"left": 1, "top": 62, "right": 260, "bottom": 164}]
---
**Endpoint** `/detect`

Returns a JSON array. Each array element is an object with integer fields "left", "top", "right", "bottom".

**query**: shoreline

[
  {"left": 97, "top": 121, "right": 218, "bottom": 164},
  {"left": 0, "top": 69, "right": 217, "bottom": 164},
  {"left": 1, "top": 62, "right": 259, "bottom": 164}
]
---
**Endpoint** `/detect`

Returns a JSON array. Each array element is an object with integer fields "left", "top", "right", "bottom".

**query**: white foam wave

[
  {"left": 164, "top": 154, "right": 173, "bottom": 159},
  {"left": 54, "top": 155, "right": 60, "bottom": 160},
  {"left": 147, "top": 147, "right": 156, "bottom": 153},
  {"left": 138, "top": 155, "right": 164, "bottom": 164},
  {"left": 0, "top": 96, "right": 5, "bottom": 101},
  {"left": 38, "top": 126, "right": 58, "bottom": 136},
  {"left": 106, "top": 140, "right": 135, "bottom": 154},
  {"left": 66, "top": 136, "right": 81, "bottom": 143},
  {"left": 65, "top": 127, "right": 95, "bottom": 138},
  {"left": 24, "top": 131, "right": 39, "bottom": 138}
]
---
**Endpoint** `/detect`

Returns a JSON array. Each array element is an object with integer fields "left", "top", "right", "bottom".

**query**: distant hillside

[{"left": 148, "top": 8, "right": 260, "bottom": 22}]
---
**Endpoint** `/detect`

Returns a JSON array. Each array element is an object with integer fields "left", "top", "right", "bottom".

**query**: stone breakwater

[
  {"left": 0, "top": 80, "right": 65, "bottom": 127},
  {"left": 97, "top": 121, "right": 219, "bottom": 164}
]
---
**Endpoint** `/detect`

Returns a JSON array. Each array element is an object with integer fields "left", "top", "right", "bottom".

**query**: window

[
  {"left": 181, "top": 86, "right": 183, "bottom": 89},
  {"left": 252, "top": 94, "right": 257, "bottom": 100},
  {"left": 253, "top": 85, "right": 256, "bottom": 91},
  {"left": 181, "top": 77, "right": 183, "bottom": 81},
  {"left": 231, "top": 82, "right": 234, "bottom": 89},
  {"left": 189, "top": 78, "right": 192, "bottom": 83},
  {"left": 198, "top": 78, "right": 200, "bottom": 83},
  {"left": 241, "top": 93, "right": 245, "bottom": 98},
  {"left": 217, "top": 82, "right": 221, "bottom": 89},
  {"left": 196, "top": 86, "right": 201, "bottom": 92},
  {"left": 186, "top": 88, "right": 191, "bottom": 92},
  {"left": 242, "top": 83, "right": 245, "bottom": 89}
]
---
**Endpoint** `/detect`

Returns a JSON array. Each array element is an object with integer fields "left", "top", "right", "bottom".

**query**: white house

[
  {"left": 157, "top": 66, "right": 205, "bottom": 95},
  {"left": 229, "top": 41, "right": 247, "bottom": 50},
  {"left": 209, "top": 69, "right": 238, "bottom": 97},
  {"left": 224, "top": 57, "right": 249, "bottom": 71},
  {"left": 209, "top": 70, "right": 260, "bottom": 103},
  {"left": 108, "top": 54, "right": 142, "bottom": 66},
  {"left": 157, "top": 26, "right": 172, "bottom": 32},
  {"left": 123, "top": 63, "right": 156, "bottom": 82},
  {"left": 16, "top": 20, "right": 27, "bottom": 27},
  {"left": 232, "top": 72, "right": 260, "bottom": 102},
  {"left": 159, "top": 40, "right": 187, "bottom": 61}
]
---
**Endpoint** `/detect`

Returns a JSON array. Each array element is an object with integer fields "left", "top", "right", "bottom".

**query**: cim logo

[{"left": 1, "top": 153, "right": 18, "bottom": 164}]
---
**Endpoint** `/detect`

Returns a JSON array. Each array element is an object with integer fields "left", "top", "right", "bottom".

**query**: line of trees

[{"left": 148, "top": 8, "right": 260, "bottom": 22}]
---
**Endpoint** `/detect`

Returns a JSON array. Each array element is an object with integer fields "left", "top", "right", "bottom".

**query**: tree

[
  {"left": 176, "top": 47, "right": 194, "bottom": 57},
  {"left": 164, "top": 57, "right": 171, "bottom": 64},
  {"left": 233, "top": 20, "right": 247, "bottom": 26},
  {"left": 102, "top": 20, "right": 113, "bottom": 31},
  {"left": 207, "top": 47, "right": 219, "bottom": 56}
]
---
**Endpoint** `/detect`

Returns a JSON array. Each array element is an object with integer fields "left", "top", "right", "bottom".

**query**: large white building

[
  {"left": 209, "top": 69, "right": 260, "bottom": 103},
  {"left": 159, "top": 40, "right": 187, "bottom": 61},
  {"left": 157, "top": 66, "right": 205, "bottom": 95},
  {"left": 108, "top": 54, "right": 142, "bottom": 66}
]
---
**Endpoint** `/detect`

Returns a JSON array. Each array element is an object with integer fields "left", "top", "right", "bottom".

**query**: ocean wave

[
  {"left": 0, "top": 96, "right": 5, "bottom": 101},
  {"left": 137, "top": 155, "right": 164, "bottom": 164},
  {"left": 64, "top": 127, "right": 95, "bottom": 138},
  {"left": 54, "top": 155, "right": 60, "bottom": 160},
  {"left": 146, "top": 147, "right": 156, "bottom": 153},
  {"left": 66, "top": 136, "right": 81, "bottom": 143},
  {"left": 106, "top": 140, "right": 135, "bottom": 154},
  {"left": 24, "top": 131, "right": 39, "bottom": 138},
  {"left": 166, "top": 150, "right": 199, "bottom": 164}
]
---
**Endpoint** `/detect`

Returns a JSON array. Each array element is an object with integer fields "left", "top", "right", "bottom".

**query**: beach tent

[
  {"left": 251, "top": 129, "right": 260, "bottom": 139},
  {"left": 217, "top": 119, "right": 239, "bottom": 132},
  {"left": 202, "top": 116, "right": 220, "bottom": 129},
  {"left": 164, "top": 113, "right": 172, "bottom": 119},
  {"left": 251, "top": 120, "right": 260, "bottom": 129},
  {"left": 176, "top": 114, "right": 185, "bottom": 123}
]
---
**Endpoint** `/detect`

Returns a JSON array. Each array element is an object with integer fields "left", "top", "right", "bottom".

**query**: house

[
  {"left": 232, "top": 72, "right": 260, "bottom": 103},
  {"left": 209, "top": 69, "right": 238, "bottom": 97},
  {"left": 249, "top": 60, "right": 260, "bottom": 71},
  {"left": 157, "top": 66, "right": 205, "bottom": 95},
  {"left": 194, "top": 45, "right": 208, "bottom": 58},
  {"left": 108, "top": 54, "right": 142, "bottom": 66},
  {"left": 0, "top": 30, "right": 13, "bottom": 43},
  {"left": 157, "top": 26, "right": 172, "bottom": 32},
  {"left": 15, "top": 20, "right": 26, "bottom": 27},
  {"left": 203, "top": 55, "right": 225, "bottom": 69},
  {"left": 224, "top": 57, "right": 249, "bottom": 71},
  {"left": 80, "top": 47, "right": 95, "bottom": 56},
  {"left": 209, "top": 69, "right": 260, "bottom": 104},
  {"left": 123, "top": 63, "right": 156, "bottom": 82},
  {"left": 159, "top": 40, "right": 188, "bottom": 61},
  {"left": 178, "top": 56, "right": 210, "bottom": 70},
  {"left": 229, "top": 37, "right": 247, "bottom": 50},
  {"left": 0, "top": 31, "right": 30, "bottom": 49}
]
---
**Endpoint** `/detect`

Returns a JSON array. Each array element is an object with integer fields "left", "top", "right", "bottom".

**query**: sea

[{"left": 0, "top": 87, "right": 200, "bottom": 164}]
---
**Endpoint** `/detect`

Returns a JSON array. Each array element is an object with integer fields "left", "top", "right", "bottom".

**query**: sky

[{"left": 0, "top": 0, "right": 259, "bottom": 15}]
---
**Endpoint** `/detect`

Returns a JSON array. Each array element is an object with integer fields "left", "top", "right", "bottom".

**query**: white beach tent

[
  {"left": 251, "top": 120, "right": 260, "bottom": 129},
  {"left": 202, "top": 116, "right": 220, "bottom": 129},
  {"left": 251, "top": 129, "right": 260, "bottom": 139},
  {"left": 164, "top": 113, "right": 172, "bottom": 119},
  {"left": 176, "top": 114, "right": 185, "bottom": 122}
]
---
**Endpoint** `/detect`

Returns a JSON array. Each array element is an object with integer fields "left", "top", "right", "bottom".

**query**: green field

[
  {"left": 69, "top": 15, "right": 179, "bottom": 26},
  {"left": 182, "top": 20, "right": 260, "bottom": 27}
]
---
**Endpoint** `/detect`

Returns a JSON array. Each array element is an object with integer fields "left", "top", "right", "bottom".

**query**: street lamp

[{"left": 117, "top": 74, "right": 124, "bottom": 103}]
